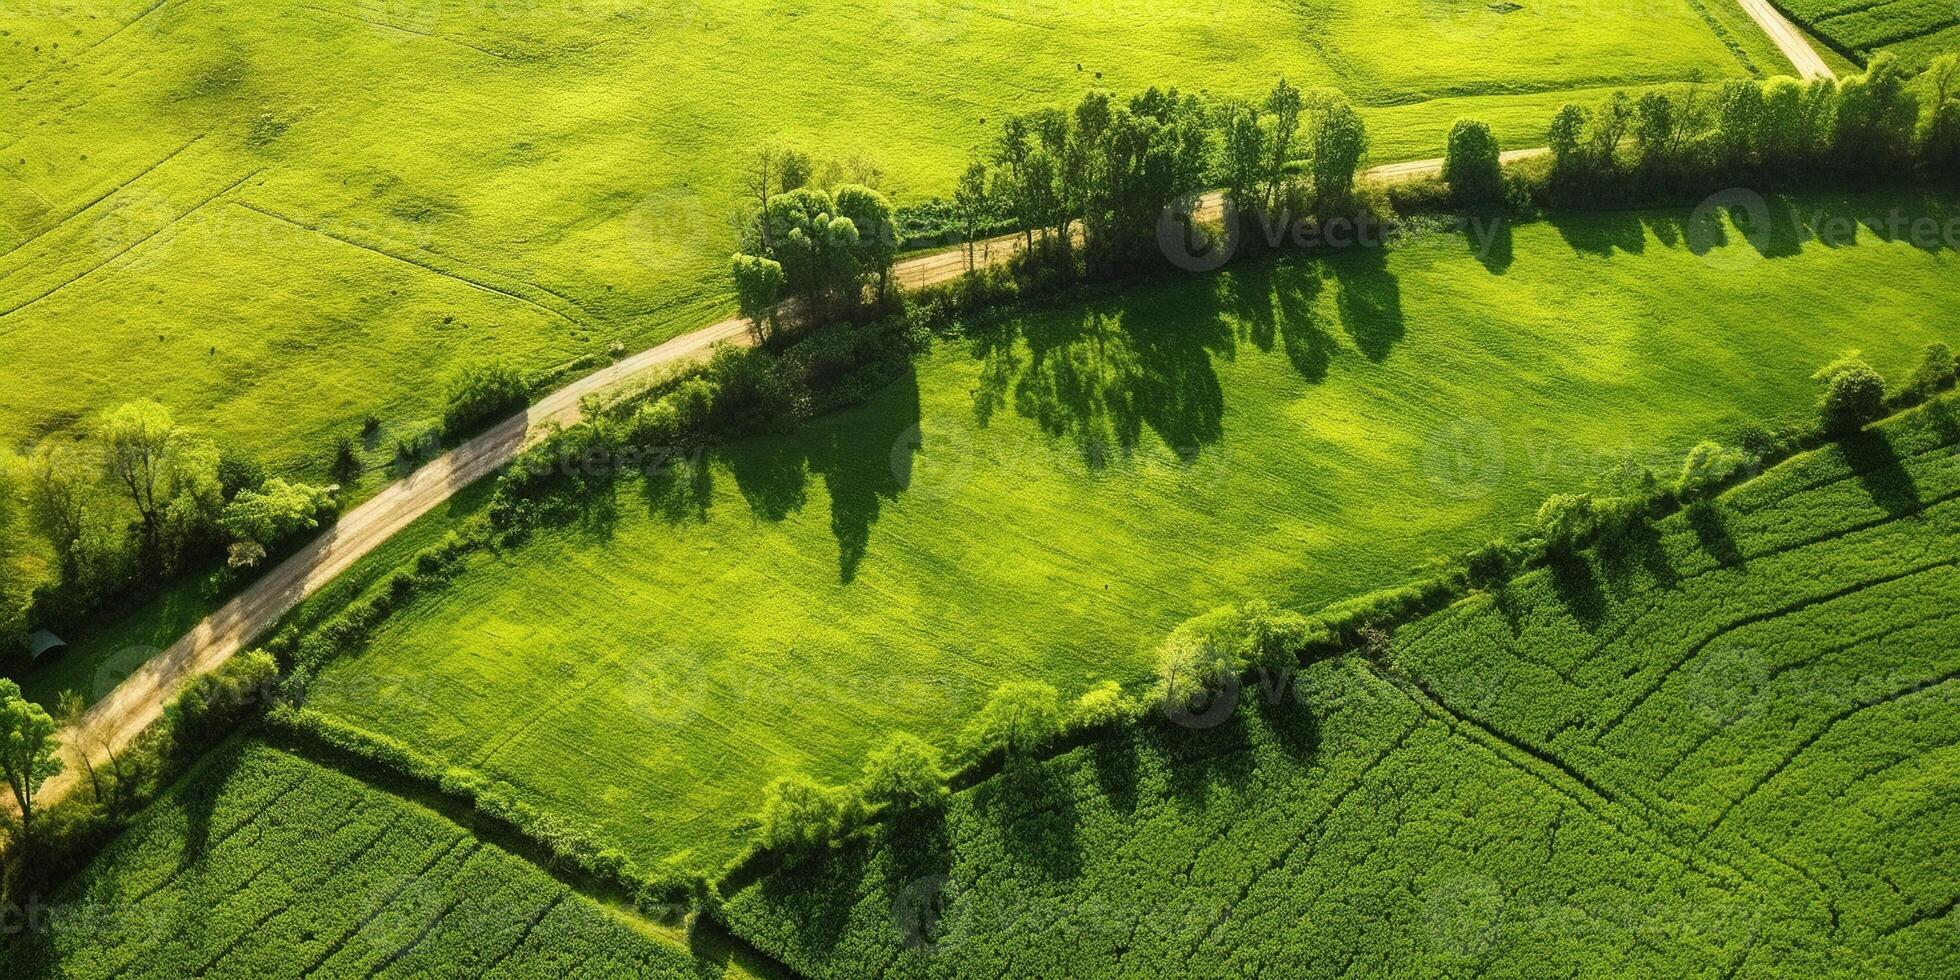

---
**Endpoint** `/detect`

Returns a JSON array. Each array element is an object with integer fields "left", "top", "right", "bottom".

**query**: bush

[
  {"left": 1902, "top": 342, "right": 1956, "bottom": 401},
  {"left": 857, "top": 733, "right": 948, "bottom": 812},
  {"left": 1443, "top": 119, "right": 1504, "bottom": 205},
  {"left": 1678, "top": 441, "right": 1751, "bottom": 499},
  {"left": 1071, "top": 680, "right": 1136, "bottom": 731},
  {"left": 1816, "top": 359, "right": 1887, "bottom": 434},
  {"left": 443, "top": 360, "right": 529, "bottom": 437},
  {"left": 161, "top": 650, "right": 278, "bottom": 762},
  {"left": 756, "top": 773, "right": 861, "bottom": 852},
  {"left": 1536, "top": 493, "right": 1598, "bottom": 553},
  {"left": 960, "top": 681, "right": 1063, "bottom": 761},
  {"left": 1153, "top": 628, "right": 1241, "bottom": 717}
]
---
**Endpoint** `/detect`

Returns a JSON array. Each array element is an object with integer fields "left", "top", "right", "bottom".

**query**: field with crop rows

[
  {"left": 0, "top": 0, "right": 1757, "bottom": 488},
  {"left": 0, "top": 739, "right": 754, "bottom": 979},
  {"left": 292, "top": 193, "right": 1960, "bottom": 874},
  {"left": 1776, "top": 0, "right": 1960, "bottom": 66},
  {"left": 717, "top": 394, "right": 1960, "bottom": 977}
]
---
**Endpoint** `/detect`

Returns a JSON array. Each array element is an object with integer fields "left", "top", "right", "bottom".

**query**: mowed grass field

[
  {"left": 297, "top": 194, "right": 1960, "bottom": 873},
  {"left": 0, "top": 0, "right": 1760, "bottom": 485},
  {"left": 0, "top": 738, "right": 772, "bottom": 979},
  {"left": 718, "top": 396, "right": 1960, "bottom": 977}
]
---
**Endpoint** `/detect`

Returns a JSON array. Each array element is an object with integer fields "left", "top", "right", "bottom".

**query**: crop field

[
  {"left": 0, "top": 0, "right": 1759, "bottom": 484},
  {"left": 292, "top": 193, "right": 1960, "bottom": 873},
  {"left": 716, "top": 395, "right": 1960, "bottom": 977},
  {"left": 1776, "top": 0, "right": 1960, "bottom": 66},
  {"left": 0, "top": 738, "right": 761, "bottom": 979}
]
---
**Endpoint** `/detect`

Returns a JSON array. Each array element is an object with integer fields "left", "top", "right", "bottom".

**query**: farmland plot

[
  {"left": 0, "top": 0, "right": 1756, "bottom": 483},
  {"left": 717, "top": 396, "right": 1960, "bottom": 977},
  {"left": 296, "top": 196, "right": 1960, "bottom": 873},
  {"left": 1776, "top": 0, "right": 1960, "bottom": 66},
  {"left": 0, "top": 740, "right": 751, "bottom": 979}
]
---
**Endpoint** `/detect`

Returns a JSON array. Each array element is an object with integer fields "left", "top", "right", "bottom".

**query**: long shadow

[
  {"left": 975, "top": 762, "right": 1081, "bottom": 881},
  {"left": 882, "top": 808, "right": 956, "bottom": 951},
  {"left": 1467, "top": 212, "right": 1514, "bottom": 275},
  {"left": 1686, "top": 501, "right": 1745, "bottom": 569},
  {"left": 1221, "top": 255, "right": 1334, "bottom": 383},
  {"left": 1327, "top": 244, "right": 1405, "bottom": 363},
  {"left": 1596, "top": 517, "right": 1676, "bottom": 591},
  {"left": 1550, "top": 209, "right": 1645, "bottom": 258},
  {"left": 722, "top": 370, "right": 923, "bottom": 583},
  {"left": 1840, "top": 428, "right": 1921, "bottom": 518},
  {"left": 1547, "top": 550, "right": 1607, "bottom": 630}
]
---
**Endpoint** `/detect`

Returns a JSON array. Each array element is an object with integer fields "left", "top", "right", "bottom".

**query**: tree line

[{"left": 1, "top": 403, "right": 339, "bottom": 659}]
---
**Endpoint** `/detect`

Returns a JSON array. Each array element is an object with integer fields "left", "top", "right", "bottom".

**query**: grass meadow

[
  {"left": 0, "top": 738, "right": 773, "bottom": 979},
  {"left": 717, "top": 395, "right": 1960, "bottom": 976},
  {"left": 296, "top": 192, "right": 1960, "bottom": 873},
  {"left": 1, "top": 0, "right": 1759, "bottom": 485}
]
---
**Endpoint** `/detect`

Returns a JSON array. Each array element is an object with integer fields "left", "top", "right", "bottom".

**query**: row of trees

[
  {"left": 753, "top": 677, "right": 1136, "bottom": 855},
  {"left": 1533, "top": 55, "right": 1959, "bottom": 200},
  {"left": 4, "top": 401, "right": 338, "bottom": 652}
]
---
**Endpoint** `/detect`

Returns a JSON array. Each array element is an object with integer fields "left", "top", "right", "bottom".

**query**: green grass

[
  {"left": 0, "top": 738, "right": 765, "bottom": 979},
  {"left": 716, "top": 395, "right": 1960, "bottom": 977},
  {"left": 1, "top": 0, "right": 1751, "bottom": 483},
  {"left": 1776, "top": 0, "right": 1960, "bottom": 66},
  {"left": 294, "top": 192, "right": 1960, "bottom": 874}
]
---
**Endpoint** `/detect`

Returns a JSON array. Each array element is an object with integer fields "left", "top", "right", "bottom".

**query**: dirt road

[
  {"left": 1735, "top": 0, "right": 1836, "bottom": 80},
  {"left": 31, "top": 150, "right": 1493, "bottom": 807}
]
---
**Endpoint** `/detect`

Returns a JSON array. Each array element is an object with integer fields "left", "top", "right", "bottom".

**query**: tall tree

[
  {"left": 98, "top": 400, "right": 176, "bottom": 560},
  {"left": 0, "top": 678, "right": 62, "bottom": 841},
  {"left": 730, "top": 253, "right": 786, "bottom": 341},
  {"left": 1442, "top": 118, "right": 1503, "bottom": 204},
  {"left": 1309, "top": 96, "right": 1368, "bottom": 209},
  {"left": 952, "top": 160, "right": 992, "bottom": 271},
  {"left": 1262, "top": 79, "right": 1303, "bottom": 210}
]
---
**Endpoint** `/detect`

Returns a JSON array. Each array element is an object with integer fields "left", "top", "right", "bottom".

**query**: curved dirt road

[{"left": 35, "top": 151, "right": 1489, "bottom": 806}]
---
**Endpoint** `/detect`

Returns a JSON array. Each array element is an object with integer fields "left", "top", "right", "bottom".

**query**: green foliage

[
  {"left": 0, "top": 678, "right": 61, "bottom": 837},
  {"left": 857, "top": 733, "right": 949, "bottom": 812},
  {"left": 1816, "top": 358, "right": 1888, "bottom": 434},
  {"left": 1535, "top": 492, "right": 1598, "bottom": 552},
  {"left": 441, "top": 360, "right": 529, "bottom": 438},
  {"left": 960, "top": 682, "right": 1063, "bottom": 761},
  {"left": 1902, "top": 341, "right": 1957, "bottom": 400},
  {"left": 1070, "top": 680, "right": 1137, "bottom": 731},
  {"left": 721, "top": 396, "right": 1960, "bottom": 977},
  {"left": 757, "top": 773, "right": 862, "bottom": 852},
  {"left": 160, "top": 651, "right": 277, "bottom": 763},
  {"left": 1442, "top": 118, "right": 1503, "bottom": 204},
  {"left": 730, "top": 253, "right": 787, "bottom": 341},
  {"left": 1309, "top": 96, "right": 1369, "bottom": 209},
  {"left": 1677, "top": 440, "right": 1751, "bottom": 498},
  {"left": 219, "top": 479, "right": 337, "bottom": 557},
  {"left": 0, "top": 741, "right": 703, "bottom": 978}
]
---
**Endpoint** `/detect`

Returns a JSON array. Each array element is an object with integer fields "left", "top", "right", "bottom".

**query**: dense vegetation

[
  {"left": 0, "top": 739, "right": 751, "bottom": 978},
  {"left": 284, "top": 193, "right": 1958, "bottom": 873},
  {"left": 1779, "top": 0, "right": 1960, "bottom": 67},
  {"left": 716, "top": 393, "right": 1960, "bottom": 976}
]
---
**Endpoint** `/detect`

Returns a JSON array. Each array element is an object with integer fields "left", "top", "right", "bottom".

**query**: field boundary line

[
  {"left": 0, "top": 167, "right": 258, "bottom": 319},
  {"left": 1707, "top": 665, "right": 1960, "bottom": 831},
  {"left": 229, "top": 200, "right": 586, "bottom": 327},
  {"left": 298, "top": 834, "right": 473, "bottom": 978},
  {"left": 1594, "top": 558, "right": 1960, "bottom": 741},
  {"left": 1734, "top": 0, "right": 1837, "bottom": 78},
  {"left": 7, "top": 0, "right": 180, "bottom": 96},
  {"left": 0, "top": 134, "right": 204, "bottom": 264},
  {"left": 295, "top": 4, "right": 517, "bottom": 62}
]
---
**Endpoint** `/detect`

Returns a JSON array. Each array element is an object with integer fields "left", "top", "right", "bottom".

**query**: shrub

[
  {"left": 1236, "top": 599, "right": 1314, "bottom": 673},
  {"left": 220, "top": 479, "right": 337, "bottom": 553},
  {"left": 1816, "top": 359, "right": 1887, "bottom": 434},
  {"left": 1536, "top": 493, "right": 1598, "bottom": 553},
  {"left": 1071, "top": 680, "right": 1136, "bottom": 731},
  {"left": 1442, "top": 119, "right": 1504, "bottom": 205},
  {"left": 161, "top": 650, "right": 278, "bottom": 762},
  {"left": 1678, "top": 441, "right": 1751, "bottom": 499},
  {"left": 960, "top": 681, "right": 1063, "bottom": 761},
  {"left": 1153, "top": 628, "right": 1242, "bottom": 717},
  {"left": 858, "top": 733, "right": 948, "bottom": 812},
  {"left": 443, "top": 360, "right": 529, "bottom": 437},
  {"left": 1902, "top": 342, "right": 1956, "bottom": 401},
  {"left": 756, "top": 773, "right": 861, "bottom": 852}
]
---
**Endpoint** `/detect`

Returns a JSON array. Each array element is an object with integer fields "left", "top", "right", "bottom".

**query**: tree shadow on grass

[
  {"left": 1550, "top": 209, "right": 1645, "bottom": 258},
  {"left": 721, "top": 370, "right": 922, "bottom": 583},
  {"left": 975, "top": 763, "right": 1081, "bottom": 881},
  {"left": 1329, "top": 245, "right": 1405, "bottom": 363},
  {"left": 1547, "top": 551, "right": 1607, "bottom": 630},
  {"left": 1466, "top": 213, "right": 1515, "bottom": 275},
  {"left": 1221, "top": 255, "right": 1336, "bottom": 383},
  {"left": 1088, "top": 727, "right": 1142, "bottom": 817},
  {"left": 1596, "top": 518, "right": 1676, "bottom": 591},
  {"left": 880, "top": 807, "right": 956, "bottom": 950},
  {"left": 1686, "top": 501, "right": 1746, "bottom": 569},
  {"left": 1840, "top": 428, "right": 1920, "bottom": 518}
]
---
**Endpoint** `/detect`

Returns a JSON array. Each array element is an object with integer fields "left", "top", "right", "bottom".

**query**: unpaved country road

[
  {"left": 1735, "top": 0, "right": 1836, "bottom": 80},
  {"left": 32, "top": 150, "right": 1506, "bottom": 808}
]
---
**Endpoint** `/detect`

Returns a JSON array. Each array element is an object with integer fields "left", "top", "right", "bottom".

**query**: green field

[
  {"left": 0, "top": 738, "right": 767, "bottom": 979},
  {"left": 717, "top": 394, "right": 1960, "bottom": 976},
  {"left": 1777, "top": 0, "right": 1960, "bottom": 67},
  {"left": 291, "top": 192, "right": 1960, "bottom": 873},
  {"left": 0, "top": 0, "right": 1760, "bottom": 484}
]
